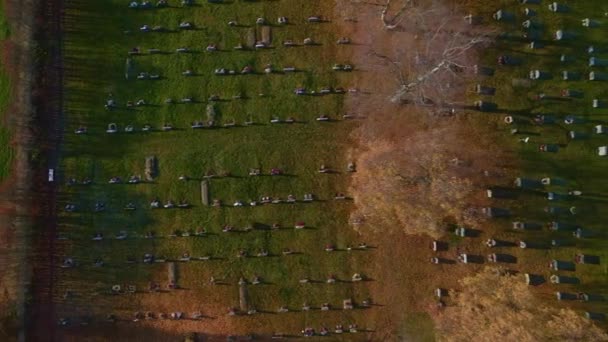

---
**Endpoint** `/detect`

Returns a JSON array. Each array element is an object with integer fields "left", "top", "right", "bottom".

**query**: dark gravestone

[
  {"left": 494, "top": 254, "right": 517, "bottom": 264},
  {"left": 586, "top": 312, "right": 606, "bottom": 321},
  {"left": 556, "top": 292, "right": 578, "bottom": 300},
  {"left": 550, "top": 275, "right": 579, "bottom": 284},
  {"left": 576, "top": 254, "right": 600, "bottom": 265},
  {"left": 484, "top": 207, "right": 511, "bottom": 218},
  {"left": 589, "top": 71, "right": 608, "bottom": 81},
  {"left": 525, "top": 274, "right": 545, "bottom": 286},
  {"left": 550, "top": 260, "right": 576, "bottom": 271}
]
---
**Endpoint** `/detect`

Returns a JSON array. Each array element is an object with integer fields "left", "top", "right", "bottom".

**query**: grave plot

[
  {"left": 430, "top": 1, "right": 608, "bottom": 330},
  {"left": 41, "top": 0, "right": 608, "bottom": 340},
  {"left": 54, "top": 0, "right": 372, "bottom": 339}
]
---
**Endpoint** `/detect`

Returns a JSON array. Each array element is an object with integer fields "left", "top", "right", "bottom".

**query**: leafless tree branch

[{"left": 381, "top": 0, "right": 413, "bottom": 30}]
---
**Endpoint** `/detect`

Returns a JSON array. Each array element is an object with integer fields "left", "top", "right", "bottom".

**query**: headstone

[
  {"left": 493, "top": 10, "right": 514, "bottom": 21},
  {"left": 589, "top": 71, "right": 608, "bottom": 81},
  {"left": 474, "top": 100, "right": 497, "bottom": 112},
  {"left": 548, "top": 2, "right": 567, "bottom": 13},
  {"left": 589, "top": 57, "right": 608, "bottom": 67},
  {"left": 435, "top": 288, "right": 448, "bottom": 297},
  {"left": 593, "top": 99, "right": 604, "bottom": 108},
  {"left": 586, "top": 312, "right": 606, "bottom": 321},
  {"left": 239, "top": 283, "right": 248, "bottom": 312},
  {"left": 201, "top": 181, "right": 209, "bottom": 205},
  {"left": 524, "top": 273, "right": 545, "bottom": 285},
  {"left": 575, "top": 254, "right": 601, "bottom": 264},
  {"left": 550, "top": 275, "right": 579, "bottom": 284},
  {"left": 145, "top": 156, "right": 157, "bottom": 181},
  {"left": 484, "top": 207, "right": 511, "bottom": 217},
  {"left": 556, "top": 292, "right": 578, "bottom": 300},
  {"left": 549, "top": 259, "right": 575, "bottom": 271},
  {"left": 581, "top": 18, "right": 599, "bottom": 28},
  {"left": 595, "top": 125, "right": 605, "bottom": 134},
  {"left": 555, "top": 29, "right": 573, "bottom": 40},
  {"left": 464, "top": 14, "right": 481, "bottom": 25},
  {"left": 168, "top": 262, "right": 177, "bottom": 285},
  {"left": 125, "top": 58, "right": 133, "bottom": 80}
]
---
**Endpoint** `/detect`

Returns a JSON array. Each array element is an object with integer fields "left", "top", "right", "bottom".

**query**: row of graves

[
  {"left": 84, "top": 7, "right": 359, "bottom": 134},
  {"left": 59, "top": 258, "right": 369, "bottom": 338},
  {"left": 431, "top": 193, "right": 604, "bottom": 321},
  {"left": 432, "top": 1, "right": 608, "bottom": 322},
  {"left": 485, "top": 0, "right": 608, "bottom": 159},
  {"left": 56, "top": 0, "right": 372, "bottom": 338},
  {"left": 62, "top": 162, "right": 355, "bottom": 214}
]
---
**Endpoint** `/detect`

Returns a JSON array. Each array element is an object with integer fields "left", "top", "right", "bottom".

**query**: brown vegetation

[
  {"left": 370, "top": 0, "right": 494, "bottom": 108},
  {"left": 344, "top": 0, "right": 506, "bottom": 238},
  {"left": 350, "top": 119, "right": 503, "bottom": 238},
  {"left": 435, "top": 268, "right": 608, "bottom": 342}
]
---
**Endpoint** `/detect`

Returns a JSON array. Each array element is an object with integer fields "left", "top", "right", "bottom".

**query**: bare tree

[
  {"left": 343, "top": 0, "right": 508, "bottom": 237},
  {"left": 360, "top": 0, "right": 495, "bottom": 110},
  {"left": 380, "top": 0, "right": 413, "bottom": 30}
]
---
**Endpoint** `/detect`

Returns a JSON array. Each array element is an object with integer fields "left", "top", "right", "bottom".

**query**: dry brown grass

[
  {"left": 435, "top": 267, "right": 608, "bottom": 342},
  {"left": 343, "top": 0, "right": 507, "bottom": 238},
  {"left": 334, "top": 1, "right": 539, "bottom": 340},
  {"left": 350, "top": 117, "right": 505, "bottom": 238}
]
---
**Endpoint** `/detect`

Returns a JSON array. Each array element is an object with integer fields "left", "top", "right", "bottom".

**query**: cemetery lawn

[
  {"left": 58, "top": 0, "right": 372, "bottom": 339},
  {"left": 53, "top": 0, "right": 608, "bottom": 339},
  {"left": 461, "top": 0, "right": 608, "bottom": 321}
]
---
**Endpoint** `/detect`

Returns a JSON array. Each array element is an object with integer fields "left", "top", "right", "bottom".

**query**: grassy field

[
  {"left": 57, "top": 0, "right": 373, "bottom": 339},
  {"left": 450, "top": 0, "right": 608, "bottom": 321},
  {"left": 0, "top": 0, "right": 12, "bottom": 182}
]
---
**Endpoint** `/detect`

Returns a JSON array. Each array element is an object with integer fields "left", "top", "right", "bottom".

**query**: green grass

[
  {"left": 59, "top": 0, "right": 371, "bottom": 337},
  {"left": 0, "top": 1, "right": 8, "bottom": 41},
  {"left": 0, "top": 0, "right": 12, "bottom": 182},
  {"left": 467, "top": 0, "right": 608, "bottom": 321}
]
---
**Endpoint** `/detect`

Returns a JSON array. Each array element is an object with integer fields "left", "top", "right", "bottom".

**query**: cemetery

[
  {"left": 0, "top": 0, "right": 606, "bottom": 340},
  {"left": 427, "top": 0, "right": 608, "bottom": 335},
  {"left": 53, "top": 0, "right": 371, "bottom": 340},
  {"left": 51, "top": 0, "right": 608, "bottom": 339}
]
